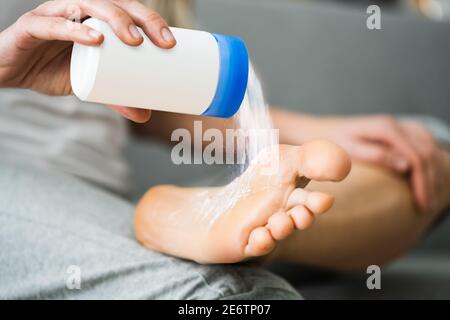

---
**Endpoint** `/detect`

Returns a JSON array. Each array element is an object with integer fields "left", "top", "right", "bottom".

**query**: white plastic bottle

[{"left": 70, "top": 18, "right": 249, "bottom": 118}]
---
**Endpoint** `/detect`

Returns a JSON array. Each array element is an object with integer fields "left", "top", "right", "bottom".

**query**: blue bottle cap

[{"left": 202, "top": 33, "right": 249, "bottom": 118}]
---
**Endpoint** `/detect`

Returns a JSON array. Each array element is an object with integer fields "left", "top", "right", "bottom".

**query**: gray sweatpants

[{"left": 0, "top": 160, "right": 301, "bottom": 300}]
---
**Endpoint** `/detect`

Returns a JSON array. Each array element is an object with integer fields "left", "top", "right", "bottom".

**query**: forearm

[
  {"left": 270, "top": 107, "right": 322, "bottom": 145},
  {"left": 132, "top": 110, "right": 236, "bottom": 145},
  {"left": 134, "top": 107, "right": 322, "bottom": 147}
]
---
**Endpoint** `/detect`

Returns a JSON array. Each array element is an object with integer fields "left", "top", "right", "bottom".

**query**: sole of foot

[{"left": 135, "top": 140, "right": 351, "bottom": 264}]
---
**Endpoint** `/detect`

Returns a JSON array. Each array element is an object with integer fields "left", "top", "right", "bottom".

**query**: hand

[
  {"left": 0, "top": 0, "right": 176, "bottom": 123},
  {"left": 276, "top": 111, "right": 442, "bottom": 213}
]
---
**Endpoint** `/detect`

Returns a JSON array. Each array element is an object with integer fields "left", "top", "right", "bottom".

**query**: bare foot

[{"left": 134, "top": 140, "right": 351, "bottom": 264}]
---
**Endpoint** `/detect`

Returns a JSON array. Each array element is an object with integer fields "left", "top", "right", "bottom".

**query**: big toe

[{"left": 299, "top": 140, "right": 351, "bottom": 182}]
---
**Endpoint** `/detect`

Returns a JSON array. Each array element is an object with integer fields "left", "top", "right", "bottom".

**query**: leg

[
  {"left": 276, "top": 149, "right": 450, "bottom": 270},
  {"left": 0, "top": 160, "right": 300, "bottom": 299}
]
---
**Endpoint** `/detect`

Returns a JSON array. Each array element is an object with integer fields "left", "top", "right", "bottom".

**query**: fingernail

[
  {"left": 129, "top": 24, "right": 142, "bottom": 39},
  {"left": 88, "top": 29, "right": 102, "bottom": 40},
  {"left": 161, "top": 27, "right": 175, "bottom": 43}
]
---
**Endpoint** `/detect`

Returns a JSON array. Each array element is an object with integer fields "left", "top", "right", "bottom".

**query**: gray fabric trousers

[{"left": 0, "top": 160, "right": 301, "bottom": 300}]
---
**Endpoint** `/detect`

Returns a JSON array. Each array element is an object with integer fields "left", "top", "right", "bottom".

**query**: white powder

[
  {"left": 196, "top": 62, "right": 278, "bottom": 225},
  {"left": 235, "top": 62, "right": 277, "bottom": 172},
  {"left": 165, "top": 62, "right": 277, "bottom": 226}
]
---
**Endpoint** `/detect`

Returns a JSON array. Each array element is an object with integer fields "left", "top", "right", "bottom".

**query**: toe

[
  {"left": 287, "top": 188, "right": 334, "bottom": 214},
  {"left": 288, "top": 205, "right": 315, "bottom": 230},
  {"left": 307, "top": 192, "right": 334, "bottom": 214},
  {"left": 244, "top": 227, "right": 275, "bottom": 258},
  {"left": 297, "top": 140, "right": 352, "bottom": 182},
  {"left": 267, "top": 211, "right": 295, "bottom": 240}
]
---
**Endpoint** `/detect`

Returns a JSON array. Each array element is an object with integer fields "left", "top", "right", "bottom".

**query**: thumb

[{"left": 108, "top": 105, "right": 151, "bottom": 123}]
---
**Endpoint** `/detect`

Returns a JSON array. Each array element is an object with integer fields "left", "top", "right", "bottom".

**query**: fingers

[
  {"left": 33, "top": 0, "right": 175, "bottom": 48},
  {"left": 348, "top": 141, "right": 409, "bottom": 173},
  {"left": 112, "top": 0, "right": 176, "bottom": 48},
  {"left": 401, "top": 121, "right": 440, "bottom": 212},
  {"left": 79, "top": 0, "right": 146, "bottom": 46},
  {"left": 364, "top": 116, "right": 430, "bottom": 211},
  {"left": 34, "top": 0, "right": 142, "bottom": 46},
  {"left": 108, "top": 105, "right": 152, "bottom": 123},
  {"left": 14, "top": 13, "right": 104, "bottom": 46}
]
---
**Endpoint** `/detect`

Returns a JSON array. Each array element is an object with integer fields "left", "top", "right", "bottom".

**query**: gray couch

[{"left": 127, "top": 0, "right": 450, "bottom": 299}]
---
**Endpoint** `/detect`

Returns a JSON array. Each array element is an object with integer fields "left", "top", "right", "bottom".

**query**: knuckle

[
  {"left": 111, "top": 9, "right": 127, "bottom": 21},
  {"left": 18, "top": 11, "right": 34, "bottom": 23},
  {"left": 47, "top": 19, "right": 61, "bottom": 36},
  {"left": 65, "top": 3, "right": 82, "bottom": 21},
  {"left": 14, "top": 12, "right": 34, "bottom": 31},
  {"left": 65, "top": 19, "right": 78, "bottom": 31},
  {"left": 144, "top": 11, "right": 164, "bottom": 25}
]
